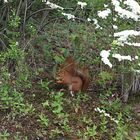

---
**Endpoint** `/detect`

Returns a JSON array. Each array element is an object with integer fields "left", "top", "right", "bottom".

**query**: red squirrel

[{"left": 56, "top": 57, "right": 89, "bottom": 95}]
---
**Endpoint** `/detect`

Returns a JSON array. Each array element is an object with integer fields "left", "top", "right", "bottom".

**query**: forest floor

[
  {"left": 127, "top": 96, "right": 140, "bottom": 140},
  {"left": 0, "top": 81, "right": 140, "bottom": 140},
  {"left": 0, "top": 21, "right": 140, "bottom": 140}
]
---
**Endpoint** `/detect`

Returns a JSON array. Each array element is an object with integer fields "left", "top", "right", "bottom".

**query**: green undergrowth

[
  {"left": 0, "top": 4, "right": 140, "bottom": 139},
  {"left": 0, "top": 78, "right": 137, "bottom": 140},
  {"left": 127, "top": 96, "right": 140, "bottom": 140}
]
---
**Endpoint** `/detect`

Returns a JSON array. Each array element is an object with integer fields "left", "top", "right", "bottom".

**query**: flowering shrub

[{"left": 0, "top": 0, "right": 139, "bottom": 139}]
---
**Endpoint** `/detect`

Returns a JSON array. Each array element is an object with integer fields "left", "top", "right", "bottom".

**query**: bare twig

[
  {"left": 16, "top": 0, "right": 22, "bottom": 16},
  {"left": 37, "top": 10, "right": 49, "bottom": 33},
  {"left": 0, "top": 38, "right": 7, "bottom": 50},
  {"left": 27, "top": 1, "right": 36, "bottom": 10},
  {"left": 26, "top": 8, "right": 52, "bottom": 21},
  {"left": 39, "top": 16, "right": 92, "bottom": 31},
  {"left": 23, "top": 0, "right": 28, "bottom": 46}
]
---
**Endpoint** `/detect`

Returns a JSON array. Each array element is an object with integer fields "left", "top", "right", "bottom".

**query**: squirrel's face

[
  {"left": 56, "top": 70, "right": 72, "bottom": 84},
  {"left": 57, "top": 70, "right": 83, "bottom": 92}
]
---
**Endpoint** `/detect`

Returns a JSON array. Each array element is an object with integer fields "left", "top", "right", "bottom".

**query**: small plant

[
  {"left": 40, "top": 80, "right": 51, "bottom": 91},
  {"left": 51, "top": 92, "right": 71, "bottom": 133},
  {"left": 0, "top": 82, "right": 35, "bottom": 116},
  {"left": 73, "top": 92, "right": 90, "bottom": 109},
  {"left": 100, "top": 114, "right": 108, "bottom": 133},
  {"left": 42, "top": 100, "right": 49, "bottom": 108},
  {"left": 0, "top": 83, "right": 12, "bottom": 109},
  {"left": 26, "top": 21, "right": 37, "bottom": 36},
  {"left": 51, "top": 92, "right": 64, "bottom": 117},
  {"left": 84, "top": 125, "right": 97, "bottom": 139},
  {"left": 98, "top": 71, "right": 113, "bottom": 86},
  {"left": 0, "top": 130, "right": 10, "bottom": 140},
  {"left": 18, "top": 102, "right": 35, "bottom": 115},
  {"left": 60, "top": 113, "right": 72, "bottom": 133},
  {"left": 14, "top": 132, "right": 20, "bottom": 140},
  {"left": 79, "top": 116, "right": 97, "bottom": 140},
  {"left": 112, "top": 113, "right": 128, "bottom": 140},
  {"left": 9, "top": 9, "right": 20, "bottom": 28},
  {"left": 77, "top": 92, "right": 90, "bottom": 102},
  {"left": 135, "top": 133, "right": 140, "bottom": 140},
  {"left": 38, "top": 113, "right": 49, "bottom": 128},
  {"left": 82, "top": 116, "right": 93, "bottom": 126},
  {"left": 6, "top": 88, "right": 35, "bottom": 116},
  {"left": 78, "top": 125, "right": 97, "bottom": 140},
  {"left": 100, "top": 95, "right": 122, "bottom": 113},
  {"left": 50, "top": 127, "right": 64, "bottom": 138},
  {"left": 14, "top": 133, "right": 28, "bottom": 140}
]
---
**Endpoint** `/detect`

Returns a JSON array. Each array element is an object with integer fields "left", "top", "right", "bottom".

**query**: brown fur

[{"left": 56, "top": 57, "right": 89, "bottom": 93}]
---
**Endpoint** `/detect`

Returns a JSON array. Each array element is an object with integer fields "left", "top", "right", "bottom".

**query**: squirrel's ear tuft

[{"left": 65, "top": 56, "right": 75, "bottom": 65}]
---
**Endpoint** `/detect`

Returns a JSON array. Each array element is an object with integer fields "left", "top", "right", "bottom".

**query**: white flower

[
  {"left": 114, "top": 30, "right": 140, "bottom": 39},
  {"left": 4, "top": 0, "right": 8, "bottom": 3},
  {"left": 125, "top": 42, "right": 140, "bottom": 47},
  {"left": 113, "top": 17, "right": 117, "bottom": 21},
  {"left": 114, "top": 30, "right": 140, "bottom": 47},
  {"left": 77, "top": 1, "right": 87, "bottom": 9},
  {"left": 98, "top": 9, "right": 111, "bottom": 19},
  {"left": 112, "top": 54, "right": 132, "bottom": 61},
  {"left": 104, "top": 113, "right": 110, "bottom": 117},
  {"left": 46, "top": 1, "right": 64, "bottom": 10},
  {"left": 92, "top": 18, "right": 98, "bottom": 24},
  {"left": 94, "top": 107, "right": 100, "bottom": 112},
  {"left": 16, "top": 42, "right": 19, "bottom": 46},
  {"left": 113, "top": 25, "right": 118, "bottom": 30},
  {"left": 100, "top": 50, "right": 112, "bottom": 68},
  {"left": 104, "top": 4, "right": 108, "bottom": 8},
  {"left": 111, "top": 118, "right": 119, "bottom": 124},
  {"left": 134, "top": 70, "right": 140, "bottom": 73},
  {"left": 86, "top": 18, "right": 102, "bottom": 29},
  {"left": 112, "top": 0, "right": 140, "bottom": 21},
  {"left": 62, "top": 12, "right": 75, "bottom": 20},
  {"left": 95, "top": 107, "right": 119, "bottom": 124},
  {"left": 92, "top": 18, "right": 102, "bottom": 29},
  {"left": 87, "top": 18, "right": 92, "bottom": 22},
  {"left": 135, "top": 56, "right": 138, "bottom": 59},
  {"left": 132, "top": 55, "right": 138, "bottom": 60},
  {"left": 124, "top": 0, "right": 140, "bottom": 15}
]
